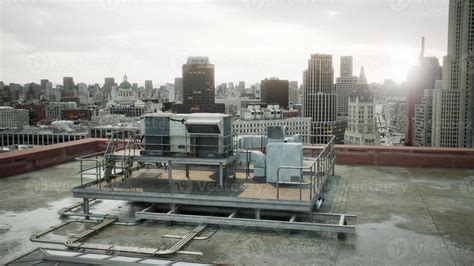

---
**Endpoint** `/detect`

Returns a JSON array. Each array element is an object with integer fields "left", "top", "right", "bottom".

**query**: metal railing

[
  {"left": 276, "top": 135, "right": 336, "bottom": 202},
  {"left": 76, "top": 131, "right": 136, "bottom": 189}
]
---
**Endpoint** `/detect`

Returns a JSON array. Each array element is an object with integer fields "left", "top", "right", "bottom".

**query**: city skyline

[{"left": 0, "top": 0, "right": 449, "bottom": 85}]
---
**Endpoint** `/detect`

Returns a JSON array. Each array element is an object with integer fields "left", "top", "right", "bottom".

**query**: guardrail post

[
  {"left": 83, "top": 198, "right": 89, "bottom": 219},
  {"left": 310, "top": 164, "right": 314, "bottom": 201},
  {"left": 80, "top": 160, "right": 83, "bottom": 186},
  {"left": 276, "top": 168, "right": 280, "bottom": 200}
]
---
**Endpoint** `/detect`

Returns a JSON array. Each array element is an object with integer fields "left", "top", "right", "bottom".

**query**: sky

[{"left": 0, "top": 0, "right": 449, "bottom": 86}]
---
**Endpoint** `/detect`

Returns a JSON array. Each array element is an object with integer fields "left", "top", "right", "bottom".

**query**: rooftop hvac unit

[{"left": 141, "top": 113, "right": 233, "bottom": 158}]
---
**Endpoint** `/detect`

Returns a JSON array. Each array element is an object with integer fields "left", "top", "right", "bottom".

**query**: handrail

[{"left": 276, "top": 136, "right": 336, "bottom": 202}]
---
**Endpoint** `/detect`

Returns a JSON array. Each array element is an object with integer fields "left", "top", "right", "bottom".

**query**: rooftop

[{"left": 1, "top": 156, "right": 473, "bottom": 264}]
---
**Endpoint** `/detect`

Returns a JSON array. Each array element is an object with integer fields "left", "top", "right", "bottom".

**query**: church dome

[{"left": 119, "top": 73, "right": 132, "bottom": 90}]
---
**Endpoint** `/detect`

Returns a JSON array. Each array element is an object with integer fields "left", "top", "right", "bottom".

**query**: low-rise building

[
  {"left": 0, "top": 107, "right": 29, "bottom": 128},
  {"left": 234, "top": 105, "right": 311, "bottom": 136},
  {"left": 344, "top": 97, "right": 379, "bottom": 145}
]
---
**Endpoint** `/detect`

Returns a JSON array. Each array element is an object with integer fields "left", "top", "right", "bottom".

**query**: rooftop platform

[
  {"left": 2, "top": 160, "right": 473, "bottom": 265},
  {"left": 73, "top": 163, "right": 322, "bottom": 213}
]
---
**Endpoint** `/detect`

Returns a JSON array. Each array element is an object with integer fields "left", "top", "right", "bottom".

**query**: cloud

[{"left": 0, "top": 0, "right": 448, "bottom": 85}]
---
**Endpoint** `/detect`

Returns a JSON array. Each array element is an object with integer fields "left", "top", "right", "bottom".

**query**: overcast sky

[{"left": 0, "top": 0, "right": 449, "bottom": 86}]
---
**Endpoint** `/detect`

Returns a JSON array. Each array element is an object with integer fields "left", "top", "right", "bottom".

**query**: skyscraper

[
  {"left": 405, "top": 38, "right": 442, "bottom": 146},
  {"left": 173, "top": 57, "right": 224, "bottom": 113},
  {"left": 40, "top": 79, "right": 52, "bottom": 99},
  {"left": 174, "top": 77, "right": 183, "bottom": 103},
  {"left": 103, "top": 77, "right": 116, "bottom": 100},
  {"left": 336, "top": 56, "right": 358, "bottom": 116},
  {"left": 340, "top": 56, "right": 354, "bottom": 78},
  {"left": 289, "top": 81, "right": 300, "bottom": 105},
  {"left": 261, "top": 78, "right": 289, "bottom": 109},
  {"left": 183, "top": 57, "right": 214, "bottom": 104},
  {"left": 303, "top": 54, "right": 339, "bottom": 144},
  {"left": 432, "top": 0, "right": 473, "bottom": 148},
  {"left": 62, "top": 77, "right": 75, "bottom": 99},
  {"left": 145, "top": 80, "right": 153, "bottom": 99},
  {"left": 238, "top": 81, "right": 245, "bottom": 90}
]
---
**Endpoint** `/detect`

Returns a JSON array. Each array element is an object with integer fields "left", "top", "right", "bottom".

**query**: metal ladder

[
  {"left": 121, "top": 135, "right": 135, "bottom": 181},
  {"left": 103, "top": 136, "right": 118, "bottom": 182}
]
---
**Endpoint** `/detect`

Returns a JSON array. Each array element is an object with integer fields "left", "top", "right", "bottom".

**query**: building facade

[
  {"left": 414, "top": 88, "right": 436, "bottom": 147},
  {"left": 46, "top": 102, "right": 77, "bottom": 121},
  {"left": 0, "top": 107, "right": 29, "bottom": 128},
  {"left": 385, "top": 98, "right": 407, "bottom": 133},
  {"left": 405, "top": 38, "right": 442, "bottom": 146},
  {"left": 340, "top": 56, "right": 353, "bottom": 78},
  {"left": 344, "top": 68, "right": 379, "bottom": 145},
  {"left": 303, "top": 54, "right": 339, "bottom": 144},
  {"left": 260, "top": 78, "right": 289, "bottom": 109},
  {"left": 344, "top": 97, "right": 379, "bottom": 145},
  {"left": 432, "top": 0, "right": 473, "bottom": 148},
  {"left": 234, "top": 111, "right": 311, "bottom": 137},
  {"left": 336, "top": 76, "right": 358, "bottom": 116},
  {"left": 173, "top": 57, "right": 224, "bottom": 113}
]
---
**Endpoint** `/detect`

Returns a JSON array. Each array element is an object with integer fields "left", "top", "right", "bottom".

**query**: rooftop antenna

[{"left": 419, "top": 37, "right": 425, "bottom": 61}]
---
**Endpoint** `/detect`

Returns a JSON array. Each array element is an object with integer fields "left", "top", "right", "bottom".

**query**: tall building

[
  {"left": 40, "top": 79, "right": 52, "bottom": 98},
  {"left": 303, "top": 54, "right": 339, "bottom": 144},
  {"left": 432, "top": 0, "right": 473, "bottom": 148},
  {"left": 260, "top": 78, "right": 289, "bottom": 109},
  {"left": 405, "top": 38, "right": 442, "bottom": 146},
  {"left": 145, "top": 80, "right": 153, "bottom": 99},
  {"left": 173, "top": 57, "right": 224, "bottom": 113},
  {"left": 289, "top": 81, "right": 299, "bottom": 105},
  {"left": 340, "top": 56, "right": 354, "bottom": 78},
  {"left": 336, "top": 56, "right": 358, "bottom": 116},
  {"left": 238, "top": 81, "right": 245, "bottom": 90},
  {"left": 344, "top": 67, "right": 379, "bottom": 145},
  {"left": 174, "top": 77, "right": 183, "bottom": 103},
  {"left": 414, "top": 84, "right": 438, "bottom": 147},
  {"left": 103, "top": 77, "right": 115, "bottom": 100},
  {"left": 183, "top": 57, "right": 214, "bottom": 104},
  {"left": 62, "top": 77, "right": 75, "bottom": 99}
]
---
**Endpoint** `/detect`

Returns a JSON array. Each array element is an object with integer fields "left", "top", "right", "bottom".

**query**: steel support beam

[{"left": 136, "top": 211, "right": 356, "bottom": 234}]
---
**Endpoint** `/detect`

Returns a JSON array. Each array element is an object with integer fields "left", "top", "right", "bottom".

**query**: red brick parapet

[
  {"left": 333, "top": 145, "right": 474, "bottom": 169},
  {"left": 1, "top": 139, "right": 473, "bottom": 178},
  {"left": 0, "top": 138, "right": 109, "bottom": 178}
]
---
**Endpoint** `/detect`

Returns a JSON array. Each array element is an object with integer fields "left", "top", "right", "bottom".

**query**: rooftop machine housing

[{"left": 141, "top": 113, "right": 234, "bottom": 158}]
